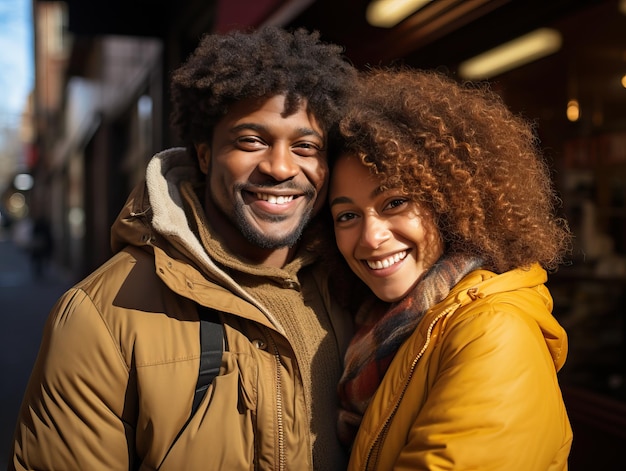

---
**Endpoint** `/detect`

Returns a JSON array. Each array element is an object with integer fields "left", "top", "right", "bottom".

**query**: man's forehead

[
  {"left": 218, "top": 94, "right": 323, "bottom": 134},
  {"left": 225, "top": 93, "right": 308, "bottom": 115}
]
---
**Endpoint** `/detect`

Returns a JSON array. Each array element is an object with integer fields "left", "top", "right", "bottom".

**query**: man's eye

[
  {"left": 293, "top": 141, "right": 323, "bottom": 156},
  {"left": 236, "top": 136, "right": 265, "bottom": 148},
  {"left": 237, "top": 136, "right": 259, "bottom": 143}
]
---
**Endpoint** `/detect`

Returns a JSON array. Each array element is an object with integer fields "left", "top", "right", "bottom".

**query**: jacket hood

[
  {"left": 110, "top": 147, "right": 283, "bottom": 326},
  {"left": 440, "top": 264, "right": 568, "bottom": 371},
  {"left": 111, "top": 147, "right": 206, "bottom": 261}
]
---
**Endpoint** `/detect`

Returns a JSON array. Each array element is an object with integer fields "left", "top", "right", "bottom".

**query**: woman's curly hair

[
  {"left": 169, "top": 26, "right": 357, "bottom": 154},
  {"left": 334, "top": 67, "right": 572, "bottom": 273}
]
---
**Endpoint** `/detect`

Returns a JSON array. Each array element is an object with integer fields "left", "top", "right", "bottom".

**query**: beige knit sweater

[{"left": 181, "top": 181, "right": 344, "bottom": 470}]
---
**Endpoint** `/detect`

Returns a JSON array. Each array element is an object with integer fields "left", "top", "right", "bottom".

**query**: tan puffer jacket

[{"left": 10, "top": 148, "right": 352, "bottom": 470}]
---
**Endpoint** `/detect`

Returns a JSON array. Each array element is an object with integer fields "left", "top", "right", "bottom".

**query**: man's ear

[{"left": 195, "top": 143, "right": 211, "bottom": 175}]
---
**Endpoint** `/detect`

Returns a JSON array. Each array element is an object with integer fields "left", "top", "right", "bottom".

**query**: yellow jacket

[{"left": 348, "top": 265, "right": 572, "bottom": 470}]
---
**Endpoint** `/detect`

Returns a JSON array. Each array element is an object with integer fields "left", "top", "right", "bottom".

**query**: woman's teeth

[
  {"left": 256, "top": 193, "right": 294, "bottom": 204},
  {"left": 366, "top": 251, "right": 407, "bottom": 270}
]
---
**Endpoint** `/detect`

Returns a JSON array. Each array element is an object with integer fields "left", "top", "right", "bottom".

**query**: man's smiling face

[{"left": 196, "top": 94, "right": 328, "bottom": 254}]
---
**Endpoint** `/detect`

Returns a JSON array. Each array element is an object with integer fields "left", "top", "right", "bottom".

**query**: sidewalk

[{"left": 0, "top": 231, "right": 74, "bottom": 468}]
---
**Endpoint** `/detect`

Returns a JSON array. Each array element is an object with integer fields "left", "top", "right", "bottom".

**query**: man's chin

[
  {"left": 233, "top": 204, "right": 314, "bottom": 250},
  {"left": 240, "top": 223, "right": 306, "bottom": 250}
]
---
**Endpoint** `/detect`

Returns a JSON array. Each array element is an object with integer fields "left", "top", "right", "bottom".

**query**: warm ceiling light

[
  {"left": 566, "top": 99, "right": 580, "bottom": 122},
  {"left": 366, "top": 0, "right": 432, "bottom": 28},
  {"left": 458, "top": 28, "right": 562, "bottom": 80},
  {"left": 621, "top": 74, "right": 626, "bottom": 88}
]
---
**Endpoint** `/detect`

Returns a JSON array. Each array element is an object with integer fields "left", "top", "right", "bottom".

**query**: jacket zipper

[
  {"left": 263, "top": 327, "right": 286, "bottom": 471},
  {"left": 363, "top": 306, "right": 458, "bottom": 470}
]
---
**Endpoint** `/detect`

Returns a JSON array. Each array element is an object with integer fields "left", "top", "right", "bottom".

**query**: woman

[{"left": 329, "top": 68, "right": 573, "bottom": 470}]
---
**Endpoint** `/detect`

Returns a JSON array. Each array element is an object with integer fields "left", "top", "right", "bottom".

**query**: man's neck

[{"left": 246, "top": 245, "right": 296, "bottom": 269}]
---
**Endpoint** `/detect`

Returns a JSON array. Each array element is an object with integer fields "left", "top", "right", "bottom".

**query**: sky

[{"left": 0, "top": 0, "right": 33, "bottom": 131}]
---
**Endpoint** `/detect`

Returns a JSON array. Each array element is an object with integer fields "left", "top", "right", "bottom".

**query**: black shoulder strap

[{"left": 191, "top": 305, "right": 224, "bottom": 416}]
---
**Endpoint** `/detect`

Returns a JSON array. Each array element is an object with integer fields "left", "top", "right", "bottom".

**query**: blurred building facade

[
  {"left": 30, "top": 1, "right": 164, "bottom": 275},
  {"left": 26, "top": 0, "right": 626, "bottom": 468}
]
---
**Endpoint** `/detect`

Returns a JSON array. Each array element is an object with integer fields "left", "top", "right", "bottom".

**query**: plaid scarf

[{"left": 337, "top": 253, "right": 484, "bottom": 447}]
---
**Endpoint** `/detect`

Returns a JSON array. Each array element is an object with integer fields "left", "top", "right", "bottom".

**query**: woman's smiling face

[{"left": 329, "top": 153, "right": 444, "bottom": 302}]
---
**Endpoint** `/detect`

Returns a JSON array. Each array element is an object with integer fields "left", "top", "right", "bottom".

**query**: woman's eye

[
  {"left": 335, "top": 212, "right": 357, "bottom": 223},
  {"left": 387, "top": 198, "right": 408, "bottom": 210}
]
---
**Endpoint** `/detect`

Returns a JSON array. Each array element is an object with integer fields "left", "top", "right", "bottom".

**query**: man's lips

[
  {"left": 242, "top": 185, "right": 310, "bottom": 206},
  {"left": 254, "top": 192, "right": 296, "bottom": 205}
]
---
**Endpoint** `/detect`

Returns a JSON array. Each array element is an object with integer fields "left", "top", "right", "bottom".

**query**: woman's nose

[
  {"left": 257, "top": 146, "right": 299, "bottom": 181},
  {"left": 360, "top": 216, "right": 390, "bottom": 249}
]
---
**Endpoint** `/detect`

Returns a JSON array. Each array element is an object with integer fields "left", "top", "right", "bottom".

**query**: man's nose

[{"left": 257, "top": 145, "right": 299, "bottom": 181}]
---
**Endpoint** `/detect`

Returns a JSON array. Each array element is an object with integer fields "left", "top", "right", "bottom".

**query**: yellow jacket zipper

[{"left": 363, "top": 306, "right": 458, "bottom": 470}]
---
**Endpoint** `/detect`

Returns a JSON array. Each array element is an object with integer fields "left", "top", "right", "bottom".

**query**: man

[{"left": 9, "top": 27, "right": 356, "bottom": 470}]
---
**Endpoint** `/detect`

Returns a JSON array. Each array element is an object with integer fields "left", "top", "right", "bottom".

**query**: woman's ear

[{"left": 195, "top": 143, "right": 211, "bottom": 175}]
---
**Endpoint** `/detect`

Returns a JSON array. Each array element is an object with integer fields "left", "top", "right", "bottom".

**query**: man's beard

[{"left": 232, "top": 202, "right": 314, "bottom": 249}]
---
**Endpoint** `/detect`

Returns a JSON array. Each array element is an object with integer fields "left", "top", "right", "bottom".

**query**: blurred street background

[
  {"left": 0, "top": 227, "right": 74, "bottom": 469},
  {"left": 0, "top": 0, "right": 625, "bottom": 469}
]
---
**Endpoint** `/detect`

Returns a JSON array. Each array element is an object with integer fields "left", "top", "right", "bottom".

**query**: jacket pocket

[{"left": 156, "top": 352, "right": 259, "bottom": 470}]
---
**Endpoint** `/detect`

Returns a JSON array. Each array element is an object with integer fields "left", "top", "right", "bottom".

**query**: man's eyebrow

[
  {"left": 296, "top": 127, "right": 324, "bottom": 140},
  {"left": 329, "top": 196, "right": 352, "bottom": 207},
  {"left": 230, "top": 122, "right": 265, "bottom": 133},
  {"left": 230, "top": 123, "right": 323, "bottom": 140}
]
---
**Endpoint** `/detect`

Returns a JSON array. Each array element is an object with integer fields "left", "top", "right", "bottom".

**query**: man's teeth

[
  {"left": 366, "top": 251, "right": 407, "bottom": 270},
  {"left": 256, "top": 193, "right": 294, "bottom": 204}
]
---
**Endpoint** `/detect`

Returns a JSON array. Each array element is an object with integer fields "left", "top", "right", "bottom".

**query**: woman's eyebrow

[
  {"left": 329, "top": 196, "right": 353, "bottom": 207},
  {"left": 330, "top": 186, "right": 387, "bottom": 208}
]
